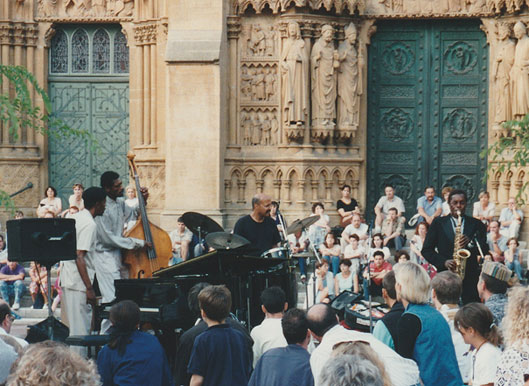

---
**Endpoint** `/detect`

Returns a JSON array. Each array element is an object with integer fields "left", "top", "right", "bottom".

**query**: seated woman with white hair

[{"left": 394, "top": 262, "right": 462, "bottom": 386}]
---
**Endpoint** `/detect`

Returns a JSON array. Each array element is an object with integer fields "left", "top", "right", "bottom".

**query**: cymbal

[
  {"left": 286, "top": 215, "right": 320, "bottom": 235},
  {"left": 181, "top": 212, "right": 224, "bottom": 237},
  {"left": 205, "top": 232, "right": 250, "bottom": 250}
]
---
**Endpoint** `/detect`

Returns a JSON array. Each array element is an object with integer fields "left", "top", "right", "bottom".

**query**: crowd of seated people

[{"left": 281, "top": 184, "right": 528, "bottom": 307}]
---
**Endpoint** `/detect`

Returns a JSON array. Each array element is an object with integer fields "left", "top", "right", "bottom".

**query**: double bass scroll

[{"left": 122, "top": 152, "right": 172, "bottom": 278}]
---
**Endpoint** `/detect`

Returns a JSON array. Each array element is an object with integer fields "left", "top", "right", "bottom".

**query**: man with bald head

[
  {"left": 306, "top": 303, "right": 420, "bottom": 386},
  {"left": 234, "top": 194, "right": 281, "bottom": 256}
]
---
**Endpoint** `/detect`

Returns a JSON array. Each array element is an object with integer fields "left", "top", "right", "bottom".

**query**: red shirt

[{"left": 366, "top": 261, "right": 392, "bottom": 286}]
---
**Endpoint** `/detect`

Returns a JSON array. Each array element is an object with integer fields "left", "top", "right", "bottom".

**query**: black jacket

[{"left": 422, "top": 214, "right": 488, "bottom": 303}]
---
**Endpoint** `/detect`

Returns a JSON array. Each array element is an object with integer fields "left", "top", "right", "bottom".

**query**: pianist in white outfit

[{"left": 60, "top": 187, "right": 106, "bottom": 356}]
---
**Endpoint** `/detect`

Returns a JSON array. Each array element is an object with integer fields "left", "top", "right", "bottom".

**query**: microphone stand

[
  {"left": 302, "top": 222, "right": 323, "bottom": 308},
  {"left": 365, "top": 221, "right": 374, "bottom": 333},
  {"left": 10, "top": 182, "right": 33, "bottom": 197}
]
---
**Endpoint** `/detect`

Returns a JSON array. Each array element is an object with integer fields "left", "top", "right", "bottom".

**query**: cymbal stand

[
  {"left": 299, "top": 224, "right": 322, "bottom": 308},
  {"left": 276, "top": 208, "right": 288, "bottom": 242}
]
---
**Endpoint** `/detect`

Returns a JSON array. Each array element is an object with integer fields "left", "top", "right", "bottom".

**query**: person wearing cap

[
  {"left": 0, "top": 301, "right": 28, "bottom": 349},
  {"left": 477, "top": 261, "right": 512, "bottom": 326}
]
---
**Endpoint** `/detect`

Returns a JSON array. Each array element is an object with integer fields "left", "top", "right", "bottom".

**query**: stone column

[
  {"left": 227, "top": 17, "right": 240, "bottom": 145},
  {"left": 164, "top": 0, "right": 228, "bottom": 227}
]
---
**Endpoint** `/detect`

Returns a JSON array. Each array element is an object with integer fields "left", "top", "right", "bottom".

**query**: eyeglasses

[{"left": 7, "top": 315, "right": 15, "bottom": 322}]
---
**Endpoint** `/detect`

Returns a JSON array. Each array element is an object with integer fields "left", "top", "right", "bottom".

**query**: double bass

[{"left": 122, "top": 152, "right": 172, "bottom": 278}]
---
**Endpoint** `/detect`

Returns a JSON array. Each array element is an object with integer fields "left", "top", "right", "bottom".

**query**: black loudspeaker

[{"left": 7, "top": 218, "right": 77, "bottom": 265}]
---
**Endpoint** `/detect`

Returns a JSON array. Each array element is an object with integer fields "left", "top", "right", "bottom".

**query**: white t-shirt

[
  {"left": 60, "top": 209, "right": 97, "bottom": 291},
  {"left": 471, "top": 342, "right": 502, "bottom": 385},
  {"left": 376, "top": 195, "right": 405, "bottom": 214},
  {"left": 250, "top": 318, "right": 287, "bottom": 368},
  {"left": 473, "top": 201, "right": 496, "bottom": 220},
  {"left": 169, "top": 228, "right": 193, "bottom": 252},
  {"left": 342, "top": 223, "right": 368, "bottom": 239}
]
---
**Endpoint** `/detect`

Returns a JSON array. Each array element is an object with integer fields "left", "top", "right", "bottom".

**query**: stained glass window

[
  {"left": 50, "top": 30, "right": 68, "bottom": 73},
  {"left": 114, "top": 31, "right": 129, "bottom": 74},
  {"left": 93, "top": 29, "right": 110, "bottom": 74},
  {"left": 72, "top": 29, "right": 89, "bottom": 73}
]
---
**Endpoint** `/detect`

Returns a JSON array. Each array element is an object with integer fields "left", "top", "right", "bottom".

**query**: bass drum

[{"left": 260, "top": 247, "right": 288, "bottom": 259}]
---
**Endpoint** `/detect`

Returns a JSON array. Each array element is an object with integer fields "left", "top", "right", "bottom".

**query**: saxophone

[{"left": 453, "top": 210, "right": 471, "bottom": 280}]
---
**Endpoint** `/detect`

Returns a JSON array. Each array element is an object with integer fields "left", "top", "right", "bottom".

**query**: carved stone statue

[
  {"left": 264, "top": 68, "right": 276, "bottom": 101},
  {"left": 311, "top": 24, "right": 339, "bottom": 131},
  {"left": 250, "top": 25, "right": 266, "bottom": 56},
  {"left": 251, "top": 112, "right": 262, "bottom": 145},
  {"left": 242, "top": 112, "right": 252, "bottom": 145},
  {"left": 241, "top": 67, "right": 252, "bottom": 99},
  {"left": 260, "top": 112, "right": 272, "bottom": 145},
  {"left": 253, "top": 69, "right": 266, "bottom": 101},
  {"left": 281, "top": 21, "right": 308, "bottom": 128},
  {"left": 92, "top": 0, "right": 107, "bottom": 16},
  {"left": 269, "top": 112, "right": 278, "bottom": 145},
  {"left": 337, "top": 23, "right": 363, "bottom": 138},
  {"left": 265, "top": 26, "right": 275, "bottom": 56},
  {"left": 38, "top": 0, "right": 57, "bottom": 16},
  {"left": 510, "top": 21, "right": 529, "bottom": 120},
  {"left": 493, "top": 23, "right": 515, "bottom": 126}
]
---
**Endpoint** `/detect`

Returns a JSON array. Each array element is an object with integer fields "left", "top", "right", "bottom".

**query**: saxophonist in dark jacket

[{"left": 422, "top": 189, "right": 490, "bottom": 303}]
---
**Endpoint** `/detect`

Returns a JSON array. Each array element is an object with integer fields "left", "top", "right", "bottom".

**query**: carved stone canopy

[{"left": 233, "top": 0, "right": 365, "bottom": 15}]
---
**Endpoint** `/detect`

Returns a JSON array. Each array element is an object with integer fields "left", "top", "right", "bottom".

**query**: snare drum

[{"left": 260, "top": 247, "right": 288, "bottom": 259}]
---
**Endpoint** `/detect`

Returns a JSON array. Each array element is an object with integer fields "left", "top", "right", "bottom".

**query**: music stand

[{"left": 7, "top": 218, "right": 77, "bottom": 341}]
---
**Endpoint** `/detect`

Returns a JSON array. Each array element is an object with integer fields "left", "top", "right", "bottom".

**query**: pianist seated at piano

[{"left": 97, "top": 300, "right": 174, "bottom": 386}]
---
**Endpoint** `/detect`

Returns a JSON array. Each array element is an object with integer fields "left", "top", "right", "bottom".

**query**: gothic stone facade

[{"left": 0, "top": 0, "right": 527, "bottom": 234}]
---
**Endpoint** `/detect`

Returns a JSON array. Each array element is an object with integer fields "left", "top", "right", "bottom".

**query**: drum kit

[
  {"left": 181, "top": 211, "right": 324, "bottom": 308},
  {"left": 181, "top": 210, "right": 322, "bottom": 262}
]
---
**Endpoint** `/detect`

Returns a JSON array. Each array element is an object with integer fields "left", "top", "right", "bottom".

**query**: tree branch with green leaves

[{"left": 0, "top": 65, "right": 96, "bottom": 212}]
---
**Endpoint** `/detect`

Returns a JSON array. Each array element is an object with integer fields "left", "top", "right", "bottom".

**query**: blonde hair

[
  {"left": 7, "top": 341, "right": 101, "bottom": 386},
  {"left": 503, "top": 286, "right": 529, "bottom": 348},
  {"left": 332, "top": 341, "right": 391, "bottom": 386},
  {"left": 394, "top": 262, "right": 430, "bottom": 304}
]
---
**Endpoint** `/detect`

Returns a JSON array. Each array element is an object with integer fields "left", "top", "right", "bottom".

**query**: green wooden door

[
  {"left": 48, "top": 25, "right": 129, "bottom": 203},
  {"left": 367, "top": 20, "right": 488, "bottom": 220}
]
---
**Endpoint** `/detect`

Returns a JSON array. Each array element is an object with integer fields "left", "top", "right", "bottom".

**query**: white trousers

[
  {"left": 93, "top": 250, "right": 122, "bottom": 304},
  {"left": 63, "top": 288, "right": 91, "bottom": 357}
]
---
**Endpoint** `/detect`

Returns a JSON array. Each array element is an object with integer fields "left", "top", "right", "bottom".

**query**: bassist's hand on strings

[
  {"left": 144, "top": 241, "right": 153, "bottom": 249},
  {"left": 139, "top": 187, "right": 149, "bottom": 203}
]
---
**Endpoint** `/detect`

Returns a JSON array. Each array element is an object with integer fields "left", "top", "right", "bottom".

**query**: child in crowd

[
  {"left": 343, "top": 234, "right": 364, "bottom": 292},
  {"left": 188, "top": 285, "right": 251, "bottom": 386},
  {"left": 334, "top": 259, "right": 353, "bottom": 295},
  {"left": 454, "top": 302, "right": 502, "bottom": 386},
  {"left": 28, "top": 262, "right": 47, "bottom": 308},
  {"left": 315, "top": 260, "right": 334, "bottom": 303},
  {"left": 504, "top": 237, "right": 523, "bottom": 281}
]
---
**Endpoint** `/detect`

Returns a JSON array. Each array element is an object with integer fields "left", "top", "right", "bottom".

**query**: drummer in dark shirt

[{"left": 234, "top": 194, "right": 281, "bottom": 256}]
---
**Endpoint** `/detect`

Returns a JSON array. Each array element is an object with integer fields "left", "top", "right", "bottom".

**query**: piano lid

[{"left": 153, "top": 250, "right": 287, "bottom": 277}]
